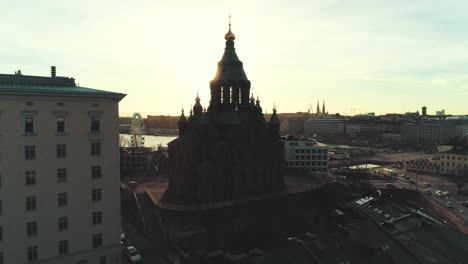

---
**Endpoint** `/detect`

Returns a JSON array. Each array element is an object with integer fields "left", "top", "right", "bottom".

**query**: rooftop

[{"left": 0, "top": 72, "right": 125, "bottom": 99}]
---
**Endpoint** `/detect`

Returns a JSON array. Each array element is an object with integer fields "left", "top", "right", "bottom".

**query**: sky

[{"left": 2, "top": 0, "right": 468, "bottom": 116}]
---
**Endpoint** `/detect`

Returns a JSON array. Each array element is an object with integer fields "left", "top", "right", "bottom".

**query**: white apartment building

[
  {"left": 282, "top": 136, "right": 328, "bottom": 174},
  {"left": 304, "top": 116, "right": 348, "bottom": 136},
  {"left": 440, "top": 147, "right": 468, "bottom": 176},
  {"left": 0, "top": 69, "right": 125, "bottom": 264}
]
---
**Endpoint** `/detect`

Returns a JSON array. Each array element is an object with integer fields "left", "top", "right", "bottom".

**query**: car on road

[
  {"left": 408, "top": 179, "right": 416, "bottom": 184},
  {"left": 423, "top": 188, "right": 432, "bottom": 195},
  {"left": 423, "top": 182, "right": 431, "bottom": 188},
  {"left": 461, "top": 201, "right": 468, "bottom": 207},
  {"left": 121, "top": 229, "right": 126, "bottom": 242},
  {"left": 435, "top": 190, "right": 444, "bottom": 196},
  {"left": 445, "top": 201, "right": 454, "bottom": 208},
  {"left": 403, "top": 175, "right": 410, "bottom": 180},
  {"left": 125, "top": 246, "right": 143, "bottom": 263},
  {"left": 442, "top": 191, "right": 450, "bottom": 196}
]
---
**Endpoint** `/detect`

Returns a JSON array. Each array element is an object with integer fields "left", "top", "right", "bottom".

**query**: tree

[{"left": 119, "top": 135, "right": 130, "bottom": 148}]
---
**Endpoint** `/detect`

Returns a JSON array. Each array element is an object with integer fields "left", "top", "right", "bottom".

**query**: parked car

[
  {"left": 404, "top": 175, "right": 410, "bottom": 180},
  {"left": 435, "top": 190, "right": 444, "bottom": 196},
  {"left": 461, "top": 201, "right": 468, "bottom": 207},
  {"left": 423, "top": 188, "right": 432, "bottom": 195},
  {"left": 446, "top": 201, "right": 454, "bottom": 208},
  {"left": 125, "top": 246, "right": 143, "bottom": 263},
  {"left": 408, "top": 179, "right": 416, "bottom": 184},
  {"left": 423, "top": 182, "right": 431, "bottom": 188},
  {"left": 442, "top": 191, "right": 450, "bottom": 196},
  {"left": 121, "top": 229, "right": 126, "bottom": 242}
]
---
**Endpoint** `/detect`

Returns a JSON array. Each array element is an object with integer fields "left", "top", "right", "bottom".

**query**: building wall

[
  {"left": 0, "top": 95, "right": 121, "bottom": 264},
  {"left": 283, "top": 140, "right": 328, "bottom": 173},
  {"left": 304, "top": 118, "right": 347, "bottom": 136},
  {"left": 440, "top": 152, "right": 468, "bottom": 176}
]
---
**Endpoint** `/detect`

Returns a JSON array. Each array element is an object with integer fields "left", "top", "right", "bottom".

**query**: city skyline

[{"left": 2, "top": 1, "right": 468, "bottom": 116}]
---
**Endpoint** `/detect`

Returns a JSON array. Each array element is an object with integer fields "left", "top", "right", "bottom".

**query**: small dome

[{"left": 225, "top": 28, "right": 235, "bottom": 40}]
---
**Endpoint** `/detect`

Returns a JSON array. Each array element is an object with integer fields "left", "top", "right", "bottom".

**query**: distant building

[
  {"left": 281, "top": 136, "right": 328, "bottom": 174},
  {"left": 436, "top": 109, "right": 446, "bottom": 116},
  {"left": 120, "top": 147, "right": 157, "bottom": 172},
  {"left": 304, "top": 116, "right": 348, "bottom": 136},
  {"left": 0, "top": 69, "right": 125, "bottom": 264},
  {"left": 381, "top": 133, "right": 400, "bottom": 143},
  {"left": 400, "top": 117, "right": 468, "bottom": 145},
  {"left": 405, "top": 159, "right": 438, "bottom": 174},
  {"left": 282, "top": 116, "right": 309, "bottom": 135},
  {"left": 439, "top": 147, "right": 468, "bottom": 176}
]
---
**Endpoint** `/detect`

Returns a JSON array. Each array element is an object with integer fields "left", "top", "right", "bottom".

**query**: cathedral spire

[
  {"left": 224, "top": 14, "right": 235, "bottom": 40},
  {"left": 316, "top": 100, "right": 321, "bottom": 115},
  {"left": 322, "top": 99, "right": 326, "bottom": 114}
]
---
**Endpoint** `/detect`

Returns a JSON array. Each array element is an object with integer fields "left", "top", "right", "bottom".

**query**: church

[{"left": 165, "top": 22, "right": 284, "bottom": 203}]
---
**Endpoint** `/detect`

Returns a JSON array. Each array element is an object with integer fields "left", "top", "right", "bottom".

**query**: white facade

[
  {"left": 304, "top": 117, "right": 347, "bottom": 136},
  {"left": 0, "top": 73, "right": 125, "bottom": 264},
  {"left": 282, "top": 137, "right": 328, "bottom": 173}
]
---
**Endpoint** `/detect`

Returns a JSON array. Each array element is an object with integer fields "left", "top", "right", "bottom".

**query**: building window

[
  {"left": 90, "top": 116, "right": 100, "bottom": 133},
  {"left": 0, "top": 227, "right": 2, "bottom": 241},
  {"left": 56, "top": 144, "right": 66, "bottom": 158},
  {"left": 0, "top": 251, "right": 3, "bottom": 264},
  {"left": 238, "top": 89, "right": 242, "bottom": 104},
  {"left": 27, "top": 246, "right": 38, "bottom": 262},
  {"left": 92, "top": 166, "right": 102, "bottom": 179},
  {"left": 26, "top": 221, "right": 37, "bottom": 237},
  {"left": 58, "top": 240, "right": 69, "bottom": 255},
  {"left": 58, "top": 193, "right": 68, "bottom": 207},
  {"left": 92, "top": 234, "right": 103, "bottom": 248},
  {"left": 25, "top": 171, "right": 36, "bottom": 185},
  {"left": 57, "top": 168, "right": 67, "bottom": 183},
  {"left": 58, "top": 217, "right": 68, "bottom": 231},
  {"left": 92, "top": 211, "right": 103, "bottom": 225},
  {"left": 24, "top": 145, "right": 36, "bottom": 160},
  {"left": 229, "top": 87, "right": 233, "bottom": 103},
  {"left": 92, "top": 189, "right": 102, "bottom": 202},
  {"left": 99, "top": 256, "right": 106, "bottom": 264},
  {"left": 0, "top": 200, "right": 2, "bottom": 215},
  {"left": 91, "top": 143, "right": 101, "bottom": 156},
  {"left": 23, "top": 116, "right": 36, "bottom": 134},
  {"left": 26, "top": 196, "right": 36, "bottom": 211},
  {"left": 55, "top": 116, "right": 66, "bottom": 133},
  {"left": 220, "top": 87, "right": 224, "bottom": 103}
]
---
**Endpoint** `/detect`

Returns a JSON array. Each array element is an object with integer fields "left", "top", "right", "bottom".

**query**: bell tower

[{"left": 208, "top": 17, "right": 251, "bottom": 113}]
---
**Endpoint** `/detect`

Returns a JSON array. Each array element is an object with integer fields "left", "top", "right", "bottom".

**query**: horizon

[{"left": 2, "top": 1, "right": 468, "bottom": 117}]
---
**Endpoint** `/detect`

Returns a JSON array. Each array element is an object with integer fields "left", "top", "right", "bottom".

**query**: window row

[
  {"left": 24, "top": 190, "right": 102, "bottom": 210},
  {"left": 286, "top": 161, "right": 328, "bottom": 167},
  {"left": 294, "top": 155, "right": 327, "bottom": 160},
  {"left": 25, "top": 235, "right": 103, "bottom": 262},
  {"left": 24, "top": 143, "right": 102, "bottom": 160},
  {"left": 22, "top": 114, "right": 102, "bottom": 135},
  {"left": 0, "top": 215, "right": 102, "bottom": 241},
  {"left": 294, "top": 148, "right": 328, "bottom": 154},
  {"left": 24, "top": 166, "right": 102, "bottom": 185}
]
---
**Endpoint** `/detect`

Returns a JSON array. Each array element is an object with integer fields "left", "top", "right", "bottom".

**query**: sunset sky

[{"left": 2, "top": 0, "right": 468, "bottom": 116}]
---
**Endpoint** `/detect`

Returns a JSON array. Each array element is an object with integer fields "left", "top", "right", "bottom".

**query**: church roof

[{"left": 212, "top": 25, "right": 248, "bottom": 81}]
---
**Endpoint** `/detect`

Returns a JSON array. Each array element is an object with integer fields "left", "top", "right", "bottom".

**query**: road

[
  {"left": 369, "top": 170, "right": 468, "bottom": 225},
  {"left": 121, "top": 216, "right": 168, "bottom": 264}
]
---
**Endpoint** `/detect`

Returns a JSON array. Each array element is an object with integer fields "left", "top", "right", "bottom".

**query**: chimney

[
  {"left": 51, "top": 66, "right": 56, "bottom": 77},
  {"left": 422, "top": 106, "right": 427, "bottom": 116}
]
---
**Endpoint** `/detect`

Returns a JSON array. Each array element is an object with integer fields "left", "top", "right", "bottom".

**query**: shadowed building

[{"left": 165, "top": 23, "right": 284, "bottom": 203}]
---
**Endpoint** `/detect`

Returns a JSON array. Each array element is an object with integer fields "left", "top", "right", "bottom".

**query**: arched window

[
  {"left": 220, "top": 87, "right": 224, "bottom": 103},
  {"left": 229, "top": 87, "right": 233, "bottom": 103}
]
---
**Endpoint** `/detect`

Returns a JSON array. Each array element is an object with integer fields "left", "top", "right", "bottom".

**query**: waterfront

[{"left": 120, "top": 134, "right": 176, "bottom": 148}]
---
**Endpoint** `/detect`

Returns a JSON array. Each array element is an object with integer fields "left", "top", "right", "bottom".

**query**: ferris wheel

[{"left": 130, "top": 112, "right": 145, "bottom": 147}]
